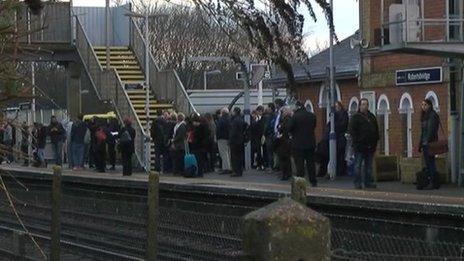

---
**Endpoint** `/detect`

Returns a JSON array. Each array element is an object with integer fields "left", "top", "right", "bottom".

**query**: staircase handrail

[
  {"left": 74, "top": 14, "right": 146, "bottom": 168},
  {"left": 129, "top": 18, "right": 198, "bottom": 115},
  {"left": 172, "top": 69, "right": 199, "bottom": 115}
]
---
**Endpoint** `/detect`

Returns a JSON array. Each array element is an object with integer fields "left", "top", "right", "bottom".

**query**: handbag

[{"left": 428, "top": 120, "right": 448, "bottom": 155}]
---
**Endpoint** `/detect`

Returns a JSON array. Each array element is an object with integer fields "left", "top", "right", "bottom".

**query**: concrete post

[
  {"left": 242, "top": 197, "right": 331, "bottom": 261},
  {"left": 12, "top": 231, "right": 26, "bottom": 261},
  {"left": 291, "top": 177, "right": 308, "bottom": 205},
  {"left": 146, "top": 171, "right": 159, "bottom": 260},
  {"left": 50, "top": 165, "right": 62, "bottom": 261}
]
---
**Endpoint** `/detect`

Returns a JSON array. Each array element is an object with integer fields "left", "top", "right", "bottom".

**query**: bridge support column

[{"left": 66, "top": 62, "right": 82, "bottom": 119}]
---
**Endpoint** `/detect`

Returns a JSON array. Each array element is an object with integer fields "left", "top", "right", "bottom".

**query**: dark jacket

[
  {"left": 348, "top": 111, "right": 379, "bottom": 153},
  {"left": 106, "top": 121, "right": 120, "bottom": 145},
  {"left": 216, "top": 114, "right": 230, "bottom": 140},
  {"left": 420, "top": 110, "right": 440, "bottom": 146},
  {"left": 250, "top": 116, "right": 265, "bottom": 147},
  {"left": 151, "top": 117, "right": 166, "bottom": 149},
  {"left": 335, "top": 109, "right": 349, "bottom": 136},
  {"left": 172, "top": 122, "right": 187, "bottom": 151},
  {"left": 34, "top": 126, "right": 47, "bottom": 149},
  {"left": 120, "top": 125, "right": 136, "bottom": 154},
  {"left": 71, "top": 121, "right": 88, "bottom": 144},
  {"left": 264, "top": 112, "right": 277, "bottom": 137},
  {"left": 48, "top": 121, "right": 65, "bottom": 144},
  {"left": 229, "top": 115, "right": 247, "bottom": 147},
  {"left": 287, "top": 107, "right": 317, "bottom": 150},
  {"left": 191, "top": 122, "right": 210, "bottom": 151}
]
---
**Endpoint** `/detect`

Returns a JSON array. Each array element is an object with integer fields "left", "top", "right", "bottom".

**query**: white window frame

[
  {"left": 399, "top": 92, "right": 414, "bottom": 157},
  {"left": 304, "top": 99, "right": 314, "bottom": 113},
  {"left": 348, "top": 96, "right": 359, "bottom": 116},
  {"left": 318, "top": 83, "right": 341, "bottom": 108},
  {"left": 360, "top": 91, "right": 376, "bottom": 114},
  {"left": 377, "top": 94, "right": 391, "bottom": 155},
  {"left": 425, "top": 90, "right": 440, "bottom": 112}
]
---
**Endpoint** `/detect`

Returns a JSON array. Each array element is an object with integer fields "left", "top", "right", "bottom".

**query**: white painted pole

[
  {"left": 328, "top": 0, "right": 337, "bottom": 180},
  {"left": 258, "top": 80, "right": 263, "bottom": 106},
  {"left": 203, "top": 71, "right": 207, "bottom": 90},
  {"left": 144, "top": 14, "right": 151, "bottom": 172},
  {"left": 244, "top": 60, "right": 251, "bottom": 170},
  {"left": 105, "top": 0, "right": 110, "bottom": 69},
  {"left": 32, "top": 62, "right": 36, "bottom": 123}
]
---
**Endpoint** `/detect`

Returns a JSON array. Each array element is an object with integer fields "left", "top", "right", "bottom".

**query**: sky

[{"left": 73, "top": 0, "right": 359, "bottom": 53}]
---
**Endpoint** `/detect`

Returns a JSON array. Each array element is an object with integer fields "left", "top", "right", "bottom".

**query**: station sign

[{"left": 396, "top": 67, "right": 442, "bottom": 86}]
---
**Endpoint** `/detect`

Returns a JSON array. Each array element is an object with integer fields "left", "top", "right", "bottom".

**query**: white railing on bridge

[{"left": 381, "top": 0, "right": 464, "bottom": 46}]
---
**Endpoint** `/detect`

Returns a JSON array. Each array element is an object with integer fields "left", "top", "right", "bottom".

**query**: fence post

[
  {"left": 242, "top": 197, "right": 331, "bottom": 261},
  {"left": 146, "top": 171, "right": 159, "bottom": 261},
  {"left": 12, "top": 230, "right": 26, "bottom": 261},
  {"left": 291, "top": 177, "right": 308, "bottom": 205},
  {"left": 50, "top": 165, "right": 62, "bottom": 261}
]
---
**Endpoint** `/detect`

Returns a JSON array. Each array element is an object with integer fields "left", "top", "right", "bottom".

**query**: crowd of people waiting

[
  {"left": 151, "top": 97, "right": 441, "bottom": 190},
  {"left": 0, "top": 96, "right": 441, "bottom": 190},
  {"left": 0, "top": 114, "right": 136, "bottom": 176}
]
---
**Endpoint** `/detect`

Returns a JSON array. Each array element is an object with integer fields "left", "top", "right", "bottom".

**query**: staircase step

[
  {"left": 94, "top": 46, "right": 129, "bottom": 51},
  {"left": 102, "top": 61, "right": 138, "bottom": 66},
  {"left": 97, "top": 55, "right": 137, "bottom": 60},
  {"left": 117, "top": 71, "right": 144, "bottom": 75},
  {"left": 94, "top": 50, "right": 133, "bottom": 55},
  {"left": 120, "top": 74, "right": 145, "bottom": 78}
]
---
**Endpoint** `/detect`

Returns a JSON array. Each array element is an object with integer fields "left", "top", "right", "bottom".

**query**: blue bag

[{"left": 183, "top": 142, "right": 198, "bottom": 178}]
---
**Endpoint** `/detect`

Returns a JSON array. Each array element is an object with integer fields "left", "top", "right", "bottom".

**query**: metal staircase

[
  {"left": 93, "top": 47, "right": 174, "bottom": 169},
  {"left": 16, "top": 2, "right": 197, "bottom": 171}
]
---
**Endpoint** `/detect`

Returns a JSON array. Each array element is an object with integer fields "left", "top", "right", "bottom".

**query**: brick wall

[{"left": 296, "top": 78, "right": 448, "bottom": 158}]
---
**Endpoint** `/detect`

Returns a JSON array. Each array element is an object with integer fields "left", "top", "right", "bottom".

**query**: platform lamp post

[
  {"left": 327, "top": 0, "right": 337, "bottom": 180},
  {"left": 203, "top": 70, "right": 221, "bottom": 90},
  {"left": 125, "top": 12, "right": 161, "bottom": 172}
]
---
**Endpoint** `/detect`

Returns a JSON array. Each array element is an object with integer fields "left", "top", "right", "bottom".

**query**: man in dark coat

[
  {"left": 229, "top": 107, "right": 248, "bottom": 177},
  {"left": 48, "top": 116, "right": 65, "bottom": 166},
  {"left": 288, "top": 101, "right": 317, "bottom": 186},
  {"left": 170, "top": 113, "right": 187, "bottom": 175},
  {"left": 334, "top": 102, "right": 349, "bottom": 176},
  {"left": 119, "top": 118, "right": 136, "bottom": 176},
  {"left": 349, "top": 98, "right": 379, "bottom": 189},
  {"left": 106, "top": 118, "right": 120, "bottom": 170},
  {"left": 151, "top": 112, "right": 166, "bottom": 172},
  {"left": 250, "top": 106, "right": 265, "bottom": 170}
]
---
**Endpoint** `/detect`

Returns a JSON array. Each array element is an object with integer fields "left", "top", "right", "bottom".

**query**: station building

[{"left": 268, "top": 0, "right": 464, "bottom": 185}]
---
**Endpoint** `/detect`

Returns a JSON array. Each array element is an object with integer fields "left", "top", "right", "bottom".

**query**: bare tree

[{"left": 132, "top": 0, "right": 335, "bottom": 92}]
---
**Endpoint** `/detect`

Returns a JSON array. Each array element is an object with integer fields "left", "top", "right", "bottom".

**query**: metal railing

[
  {"left": 129, "top": 18, "right": 198, "bottom": 115},
  {"left": 381, "top": 0, "right": 464, "bottom": 46},
  {"left": 18, "top": 2, "right": 71, "bottom": 44},
  {"left": 74, "top": 16, "right": 145, "bottom": 168}
]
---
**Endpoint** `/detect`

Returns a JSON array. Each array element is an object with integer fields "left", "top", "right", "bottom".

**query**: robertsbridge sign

[{"left": 396, "top": 67, "right": 442, "bottom": 86}]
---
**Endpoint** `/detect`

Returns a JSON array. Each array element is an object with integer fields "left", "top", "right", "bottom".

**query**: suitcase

[
  {"left": 416, "top": 168, "right": 430, "bottom": 190},
  {"left": 183, "top": 153, "right": 198, "bottom": 178}
]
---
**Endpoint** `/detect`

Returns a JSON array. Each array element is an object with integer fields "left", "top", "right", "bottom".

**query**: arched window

[
  {"left": 304, "top": 99, "right": 314, "bottom": 113},
  {"left": 425, "top": 91, "right": 440, "bottom": 112},
  {"left": 377, "top": 94, "right": 390, "bottom": 155},
  {"left": 348, "top": 97, "right": 359, "bottom": 116},
  {"left": 318, "top": 83, "right": 341, "bottom": 108},
  {"left": 399, "top": 93, "right": 414, "bottom": 157}
]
